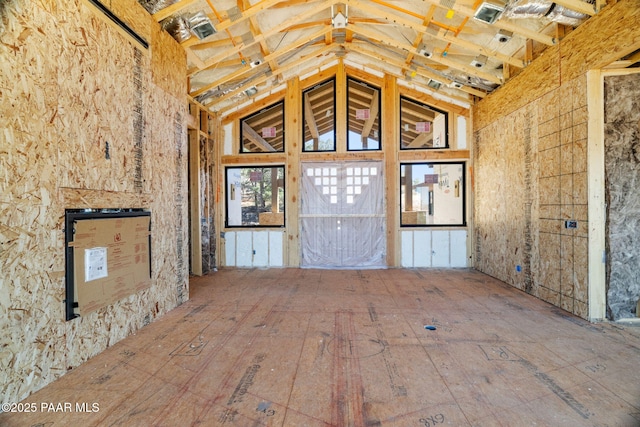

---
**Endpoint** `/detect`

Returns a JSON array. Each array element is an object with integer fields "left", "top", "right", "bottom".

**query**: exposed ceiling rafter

[
  {"left": 347, "top": 0, "right": 525, "bottom": 69},
  {"left": 190, "top": 0, "right": 337, "bottom": 71},
  {"left": 208, "top": 43, "right": 337, "bottom": 107},
  {"left": 142, "top": 0, "right": 599, "bottom": 112},
  {"left": 348, "top": 23, "right": 503, "bottom": 85},
  {"left": 191, "top": 25, "right": 333, "bottom": 96}
]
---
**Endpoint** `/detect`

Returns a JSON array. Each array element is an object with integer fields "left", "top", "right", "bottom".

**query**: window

[
  {"left": 347, "top": 78, "right": 381, "bottom": 150},
  {"left": 303, "top": 79, "right": 336, "bottom": 152},
  {"left": 240, "top": 101, "right": 284, "bottom": 153},
  {"left": 400, "top": 162, "right": 465, "bottom": 226},
  {"left": 400, "top": 96, "right": 448, "bottom": 149},
  {"left": 226, "top": 166, "right": 285, "bottom": 227}
]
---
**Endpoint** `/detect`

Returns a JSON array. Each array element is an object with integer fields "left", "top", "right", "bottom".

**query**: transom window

[
  {"left": 303, "top": 79, "right": 336, "bottom": 152},
  {"left": 400, "top": 96, "right": 448, "bottom": 149},
  {"left": 347, "top": 78, "right": 381, "bottom": 151},
  {"left": 240, "top": 101, "right": 285, "bottom": 153}
]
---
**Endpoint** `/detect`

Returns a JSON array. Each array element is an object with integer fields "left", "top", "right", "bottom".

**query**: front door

[{"left": 300, "top": 161, "right": 386, "bottom": 268}]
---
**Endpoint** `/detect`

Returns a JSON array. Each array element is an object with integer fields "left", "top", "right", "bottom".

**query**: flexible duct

[
  {"left": 503, "top": 0, "right": 590, "bottom": 25},
  {"left": 547, "top": 3, "right": 589, "bottom": 26},
  {"left": 503, "top": 0, "right": 553, "bottom": 19},
  {"left": 138, "top": 0, "right": 179, "bottom": 15},
  {"left": 162, "top": 15, "right": 192, "bottom": 42}
]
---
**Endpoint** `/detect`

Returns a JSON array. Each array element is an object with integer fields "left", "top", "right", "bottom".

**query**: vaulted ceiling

[{"left": 138, "top": 0, "right": 601, "bottom": 115}]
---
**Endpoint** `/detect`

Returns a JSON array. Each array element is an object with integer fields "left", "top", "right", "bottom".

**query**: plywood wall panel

[
  {"left": 474, "top": 120, "right": 507, "bottom": 280},
  {"left": 1, "top": 0, "right": 188, "bottom": 404},
  {"left": 560, "top": 0, "right": 640, "bottom": 82},
  {"left": 1, "top": 0, "right": 67, "bottom": 402},
  {"left": 475, "top": 104, "right": 538, "bottom": 291},
  {"left": 103, "top": 0, "right": 152, "bottom": 44},
  {"left": 474, "top": 77, "right": 590, "bottom": 319},
  {"left": 151, "top": 23, "right": 187, "bottom": 100},
  {"left": 474, "top": 47, "right": 561, "bottom": 131},
  {"left": 0, "top": 1, "right": 59, "bottom": 207},
  {"left": 56, "top": 3, "right": 149, "bottom": 193},
  {"left": 146, "top": 89, "right": 189, "bottom": 309},
  {"left": 472, "top": 0, "right": 640, "bottom": 319}
]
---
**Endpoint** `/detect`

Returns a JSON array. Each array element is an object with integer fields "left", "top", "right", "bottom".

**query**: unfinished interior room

[{"left": 1, "top": 0, "right": 640, "bottom": 425}]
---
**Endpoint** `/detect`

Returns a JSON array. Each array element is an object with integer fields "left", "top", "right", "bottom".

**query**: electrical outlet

[{"left": 565, "top": 220, "right": 578, "bottom": 229}]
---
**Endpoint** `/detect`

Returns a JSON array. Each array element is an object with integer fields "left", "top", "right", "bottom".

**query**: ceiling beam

[
  {"left": 216, "top": 0, "right": 287, "bottom": 33},
  {"left": 407, "top": 132, "right": 431, "bottom": 148},
  {"left": 210, "top": 44, "right": 337, "bottom": 107},
  {"left": 243, "top": 0, "right": 279, "bottom": 72},
  {"left": 187, "top": 58, "right": 247, "bottom": 75},
  {"left": 186, "top": 49, "right": 207, "bottom": 70},
  {"left": 349, "top": 43, "right": 449, "bottom": 83},
  {"left": 191, "top": 26, "right": 332, "bottom": 96},
  {"left": 347, "top": 0, "right": 525, "bottom": 69},
  {"left": 152, "top": 0, "right": 198, "bottom": 22},
  {"left": 178, "top": 0, "right": 288, "bottom": 49},
  {"left": 343, "top": 57, "right": 473, "bottom": 110},
  {"left": 386, "top": 0, "right": 556, "bottom": 46},
  {"left": 189, "top": 37, "right": 244, "bottom": 50},
  {"left": 348, "top": 23, "right": 503, "bottom": 85},
  {"left": 604, "top": 49, "right": 640, "bottom": 69},
  {"left": 284, "top": 17, "right": 388, "bottom": 32},
  {"left": 404, "top": 6, "right": 438, "bottom": 68},
  {"left": 553, "top": 0, "right": 596, "bottom": 16},
  {"left": 271, "top": 0, "right": 324, "bottom": 8},
  {"left": 219, "top": 57, "right": 338, "bottom": 117},
  {"left": 351, "top": 44, "right": 487, "bottom": 98},
  {"left": 191, "top": 0, "right": 337, "bottom": 69}
]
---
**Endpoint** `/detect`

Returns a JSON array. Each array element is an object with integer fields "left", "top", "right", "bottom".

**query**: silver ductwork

[
  {"left": 162, "top": 15, "right": 192, "bottom": 43},
  {"left": 138, "top": 0, "right": 179, "bottom": 15},
  {"left": 160, "top": 12, "right": 218, "bottom": 43},
  {"left": 503, "top": 0, "right": 592, "bottom": 26},
  {"left": 503, "top": 0, "right": 553, "bottom": 19},
  {"left": 546, "top": 3, "right": 591, "bottom": 26}
]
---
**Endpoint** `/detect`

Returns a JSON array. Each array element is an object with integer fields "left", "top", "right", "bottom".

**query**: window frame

[
  {"left": 239, "top": 101, "right": 285, "bottom": 154},
  {"left": 399, "top": 96, "right": 449, "bottom": 150},
  {"left": 225, "top": 165, "right": 286, "bottom": 228},
  {"left": 399, "top": 161, "right": 466, "bottom": 227},
  {"left": 302, "top": 78, "right": 337, "bottom": 152},
  {"left": 346, "top": 77, "right": 382, "bottom": 151}
]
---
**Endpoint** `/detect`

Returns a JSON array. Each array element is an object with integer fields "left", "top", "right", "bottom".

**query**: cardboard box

[{"left": 72, "top": 216, "right": 151, "bottom": 316}]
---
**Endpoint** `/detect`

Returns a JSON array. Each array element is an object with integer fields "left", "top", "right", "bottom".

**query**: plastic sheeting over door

[{"left": 301, "top": 162, "right": 386, "bottom": 268}]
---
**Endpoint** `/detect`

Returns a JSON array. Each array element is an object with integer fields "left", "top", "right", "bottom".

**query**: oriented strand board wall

[
  {"left": 0, "top": 0, "right": 187, "bottom": 403},
  {"left": 475, "top": 79, "right": 590, "bottom": 319},
  {"left": 473, "top": 0, "right": 640, "bottom": 319},
  {"left": 604, "top": 73, "right": 640, "bottom": 320},
  {"left": 474, "top": 104, "right": 538, "bottom": 292}
]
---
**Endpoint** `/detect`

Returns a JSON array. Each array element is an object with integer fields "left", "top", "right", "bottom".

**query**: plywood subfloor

[{"left": 2, "top": 268, "right": 639, "bottom": 426}]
